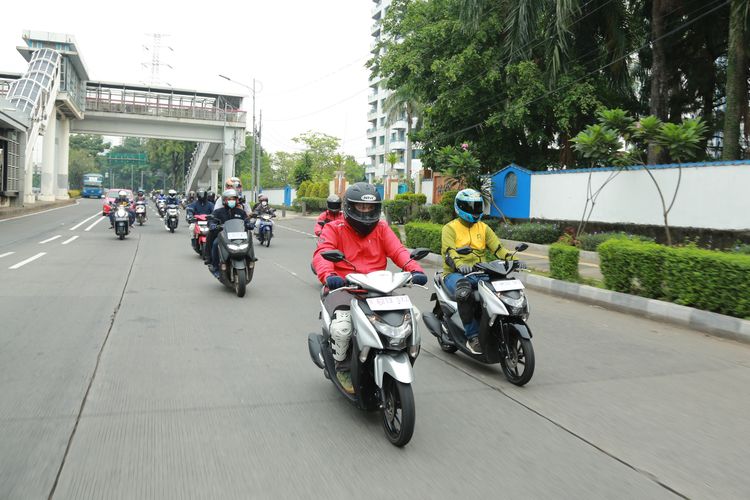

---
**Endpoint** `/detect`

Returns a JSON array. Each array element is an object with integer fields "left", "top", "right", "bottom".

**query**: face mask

[
  {"left": 227, "top": 200, "right": 237, "bottom": 208},
  {"left": 261, "top": 201, "right": 267, "bottom": 206}
]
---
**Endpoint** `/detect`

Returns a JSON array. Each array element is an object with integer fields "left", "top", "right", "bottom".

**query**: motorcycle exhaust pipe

[{"left": 307, "top": 333, "right": 325, "bottom": 369}]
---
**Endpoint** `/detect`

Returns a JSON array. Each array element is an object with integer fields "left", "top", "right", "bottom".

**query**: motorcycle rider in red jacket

[
  {"left": 312, "top": 182, "right": 428, "bottom": 393},
  {"left": 314, "top": 194, "right": 345, "bottom": 237}
]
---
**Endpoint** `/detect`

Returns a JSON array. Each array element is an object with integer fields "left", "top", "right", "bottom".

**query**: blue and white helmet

[{"left": 454, "top": 188, "right": 484, "bottom": 223}]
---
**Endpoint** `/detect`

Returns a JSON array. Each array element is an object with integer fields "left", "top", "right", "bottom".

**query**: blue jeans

[
  {"left": 443, "top": 272, "right": 489, "bottom": 339},
  {"left": 211, "top": 239, "right": 221, "bottom": 270}
]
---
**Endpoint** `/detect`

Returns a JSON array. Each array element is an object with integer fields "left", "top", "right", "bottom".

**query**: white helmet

[{"left": 168, "top": 189, "right": 177, "bottom": 196}]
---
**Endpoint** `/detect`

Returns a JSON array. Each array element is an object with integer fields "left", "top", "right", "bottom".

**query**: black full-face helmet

[
  {"left": 326, "top": 194, "right": 342, "bottom": 214},
  {"left": 196, "top": 189, "right": 207, "bottom": 202},
  {"left": 343, "top": 182, "right": 382, "bottom": 236}
]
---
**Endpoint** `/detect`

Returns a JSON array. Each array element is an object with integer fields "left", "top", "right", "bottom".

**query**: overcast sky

[{"left": 0, "top": 0, "right": 373, "bottom": 161}]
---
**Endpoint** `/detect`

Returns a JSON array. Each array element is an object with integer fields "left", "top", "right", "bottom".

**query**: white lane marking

[
  {"left": 9, "top": 252, "right": 46, "bottom": 270},
  {"left": 62, "top": 235, "right": 79, "bottom": 245},
  {"left": 39, "top": 235, "right": 62, "bottom": 244},
  {"left": 0, "top": 200, "right": 80, "bottom": 223},
  {"left": 0, "top": 252, "right": 14, "bottom": 259},
  {"left": 84, "top": 216, "right": 107, "bottom": 232},
  {"left": 69, "top": 212, "right": 101, "bottom": 230},
  {"left": 276, "top": 223, "right": 315, "bottom": 238}
]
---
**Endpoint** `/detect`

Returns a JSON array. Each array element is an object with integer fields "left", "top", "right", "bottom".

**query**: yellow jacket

[{"left": 441, "top": 218, "right": 511, "bottom": 273}]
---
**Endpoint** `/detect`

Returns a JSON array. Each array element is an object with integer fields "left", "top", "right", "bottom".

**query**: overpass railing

[{"left": 85, "top": 85, "right": 246, "bottom": 123}]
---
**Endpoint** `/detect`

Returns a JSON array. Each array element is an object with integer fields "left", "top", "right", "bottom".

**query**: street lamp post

[{"left": 219, "top": 74, "right": 261, "bottom": 201}]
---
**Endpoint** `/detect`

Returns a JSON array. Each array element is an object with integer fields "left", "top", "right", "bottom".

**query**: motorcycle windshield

[{"left": 222, "top": 219, "right": 247, "bottom": 240}]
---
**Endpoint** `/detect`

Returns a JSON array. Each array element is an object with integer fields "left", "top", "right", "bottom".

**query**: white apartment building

[{"left": 367, "top": 0, "right": 422, "bottom": 183}]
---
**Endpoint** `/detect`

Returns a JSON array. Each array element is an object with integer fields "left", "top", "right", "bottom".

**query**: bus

[{"left": 82, "top": 173, "right": 104, "bottom": 198}]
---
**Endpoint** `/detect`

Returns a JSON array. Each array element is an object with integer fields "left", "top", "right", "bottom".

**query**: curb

[
  {"left": 420, "top": 253, "right": 750, "bottom": 345},
  {"left": 0, "top": 198, "right": 76, "bottom": 220}
]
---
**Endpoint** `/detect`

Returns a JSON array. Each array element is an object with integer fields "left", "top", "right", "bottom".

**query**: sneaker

[
  {"left": 466, "top": 337, "right": 483, "bottom": 355},
  {"left": 336, "top": 371, "right": 354, "bottom": 394}
]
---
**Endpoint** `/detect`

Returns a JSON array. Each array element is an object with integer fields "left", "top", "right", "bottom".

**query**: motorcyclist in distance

[
  {"left": 109, "top": 190, "right": 135, "bottom": 228},
  {"left": 206, "top": 188, "right": 255, "bottom": 278},
  {"left": 165, "top": 189, "right": 180, "bottom": 206},
  {"left": 441, "top": 188, "right": 514, "bottom": 355},
  {"left": 312, "top": 182, "right": 428, "bottom": 393},
  {"left": 314, "top": 194, "right": 344, "bottom": 237}
]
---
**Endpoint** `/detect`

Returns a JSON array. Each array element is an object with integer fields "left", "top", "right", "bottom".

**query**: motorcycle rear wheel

[
  {"left": 169, "top": 227, "right": 175, "bottom": 233},
  {"left": 381, "top": 376, "right": 415, "bottom": 447},
  {"left": 235, "top": 269, "right": 246, "bottom": 297},
  {"left": 118, "top": 233, "right": 124, "bottom": 240},
  {"left": 500, "top": 332, "right": 535, "bottom": 386}
]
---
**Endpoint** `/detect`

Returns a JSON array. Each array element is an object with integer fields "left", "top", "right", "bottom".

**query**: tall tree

[
  {"left": 723, "top": 0, "right": 749, "bottom": 159},
  {"left": 383, "top": 85, "right": 424, "bottom": 182}
]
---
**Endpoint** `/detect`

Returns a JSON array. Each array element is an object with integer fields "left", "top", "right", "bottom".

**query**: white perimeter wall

[
  {"left": 421, "top": 180, "right": 433, "bottom": 204},
  {"left": 261, "top": 188, "right": 295, "bottom": 206},
  {"left": 530, "top": 163, "right": 750, "bottom": 230}
]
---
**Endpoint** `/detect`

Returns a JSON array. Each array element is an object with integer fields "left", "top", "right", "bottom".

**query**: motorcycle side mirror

[
  {"left": 410, "top": 248, "right": 430, "bottom": 261},
  {"left": 456, "top": 246, "right": 473, "bottom": 255},
  {"left": 515, "top": 243, "right": 529, "bottom": 252},
  {"left": 321, "top": 250, "right": 345, "bottom": 263}
]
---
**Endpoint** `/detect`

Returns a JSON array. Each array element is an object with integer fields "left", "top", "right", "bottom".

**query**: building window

[
  {"left": 378, "top": 155, "right": 384, "bottom": 165},
  {"left": 379, "top": 136, "right": 385, "bottom": 145},
  {"left": 504, "top": 172, "right": 518, "bottom": 198}
]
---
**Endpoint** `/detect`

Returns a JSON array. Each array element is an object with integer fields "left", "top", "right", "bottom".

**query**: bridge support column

[
  {"left": 56, "top": 117, "right": 70, "bottom": 199},
  {"left": 208, "top": 159, "right": 221, "bottom": 193},
  {"left": 39, "top": 111, "right": 58, "bottom": 202},
  {"left": 23, "top": 143, "right": 35, "bottom": 204},
  {"left": 222, "top": 152, "right": 235, "bottom": 180}
]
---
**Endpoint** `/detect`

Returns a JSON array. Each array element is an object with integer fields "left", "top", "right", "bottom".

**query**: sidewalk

[
  {"left": 499, "top": 238, "right": 603, "bottom": 281},
  {"left": 0, "top": 198, "right": 76, "bottom": 220}
]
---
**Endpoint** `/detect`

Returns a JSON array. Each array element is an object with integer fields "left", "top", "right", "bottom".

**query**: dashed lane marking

[
  {"left": 84, "top": 216, "right": 107, "bottom": 232},
  {"left": 61, "top": 236, "right": 79, "bottom": 245},
  {"left": 0, "top": 252, "right": 14, "bottom": 259},
  {"left": 39, "top": 235, "right": 62, "bottom": 244},
  {"left": 69, "top": 212, "right": 101, "bottom": 230},
  {"left": 9, "top": 252, "right": 46, "bottom": 270},
  {"left": 276, "top": 223, "right": 315, "bottom": 238}
]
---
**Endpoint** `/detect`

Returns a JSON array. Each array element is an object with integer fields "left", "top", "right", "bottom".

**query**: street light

[{"left": 219, "top": 74, "right": 262, "bottom": 201}]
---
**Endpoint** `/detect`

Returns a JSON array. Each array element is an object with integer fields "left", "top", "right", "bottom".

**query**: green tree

[
  {"left": 292, "top": 132, "right": 340, "bottom": 181},
  {"left": 67, "top": 148, "right": 97, "bottom": 189},
  {"left": 293, "top": 152, "right": 313, "bottom": 187},
  {"left": 145, "top": 139, "right": 196, "bottom": 191},
  {"left": 722, "top": 0, "right": 749, "bottom": 159},
  {"left": 383, "top": 85, "right": 424, "bottom": 182}
]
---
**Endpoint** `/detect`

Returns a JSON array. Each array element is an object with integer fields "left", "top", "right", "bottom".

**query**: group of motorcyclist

[{"left": 309, "top": 182, "right": 511, "bottom": 393}]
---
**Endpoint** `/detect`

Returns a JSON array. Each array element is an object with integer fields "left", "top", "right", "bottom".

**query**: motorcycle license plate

[
  {"left": 227, "top": 232, "right": 247, "bottom": 240},
  {"left": 366, "top": 295, "right": 412, "bottom": 311},
  {"left": 492, "top": 279, "right": 524, "bottom": 292}
]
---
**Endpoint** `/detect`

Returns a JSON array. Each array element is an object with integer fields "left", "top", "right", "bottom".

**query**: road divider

[
  {"left": 84, "top": 216, "right": 107, "bottom": 232},
  {"left": 39, "top": 235, "right": 62, "bottom": 244},
  {"left": 61, "top": 236, "right": 79, "bottom": 245},
  {"left": 9, "top": 252, "right": 46, "bottom": 270},
  {"left": 69, "top": 212, "right": 101, "bottom": 231},
  {"left": 0, "top": 252, "right": 14, "bottom": 259}
]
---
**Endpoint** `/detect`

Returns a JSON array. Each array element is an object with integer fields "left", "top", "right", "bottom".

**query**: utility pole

[
  {"left": 141, "top": 171, "right": 144, "bottom": 190},
  {"left": 250, "top": 78, "right": 256, "bottom": 201},
  {"left": 256, "top": 110, "right": 262, "bottom": 194}
]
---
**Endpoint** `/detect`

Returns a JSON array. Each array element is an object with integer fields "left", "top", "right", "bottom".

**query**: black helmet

[
  {"left": 327, "top": 194, "right": 342, "bottom": 213},
  {"left": 137, "top": 189, "right": 144, "bottom": 196},
  {"left": 196, "top": 189, "right": 207, "bottom": 202},
  {"left": 343, "top": 182, "right": 381, "bottom": 236},
  {"left": 207, "top": 190, "right": 216, "bottom": 203}
]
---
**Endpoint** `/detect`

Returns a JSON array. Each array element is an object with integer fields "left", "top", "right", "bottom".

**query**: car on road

[{"left": 102, "top": 188, "right": 134, "bottom": 216}]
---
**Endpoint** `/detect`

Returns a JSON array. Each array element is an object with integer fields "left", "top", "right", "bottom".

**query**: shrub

[
  {"left": 731, "top": 243, "right": 750, "bottom": 254},
  {"left": 428, "top": 204, "right": 450, "bottom": 224},
  {"left": 395, "top": 192, "right": 427, "bottom": 205},
  {"left": 68, "top": 189, "right": 81, "bottom": 198},
  {"left": 383, "top": 199, "right": 412, "bottom": 224},
  {"left": 314, "top": 182, "right": 329, "bottom": 198},
  {"left": 549, "top": 243, "right": 580, "bottom": 282},
  {"left": 492, "top": 222, "right": 562, "bottom": 244},
  {"left": 598, "top": 239, "right": 750, "bottom": 318},
  {"left": 390, "top": 224, "right": 402, "bottom": 243},
  {"left": 404, "top": 222, "right": 442, "bottom": 253},
  {"left": 439, "top": 190, "right": 458, "bottom": 212},
  {"left": 297, "top": 180, "right": 312, "bottom": 197},
  {"left": 294, "top": 196, "right": 327, "bottom": 211},
  {"left": 578, "top": 231, "right": 655, "bottom": 251}
]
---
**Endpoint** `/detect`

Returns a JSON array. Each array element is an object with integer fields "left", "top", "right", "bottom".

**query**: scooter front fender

[{"left": 373, "top": 352, "right": 413, "bottom": 387}]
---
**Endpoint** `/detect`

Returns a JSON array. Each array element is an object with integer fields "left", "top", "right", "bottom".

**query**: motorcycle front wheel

[
  {"left": 235, "top": 268, "right": 246, "bottom": 297},
  {"left": 118, "top": 233, "right": 124, "bottom": 240},
  {"left": 265, "top": 233, "right": 271, "bottom": 247},
  {"left": 500, "top": 331, "right": 535, "bottom": 386},
  {"left": 381, "top": 376, "right": 415, "bottom": 447}
]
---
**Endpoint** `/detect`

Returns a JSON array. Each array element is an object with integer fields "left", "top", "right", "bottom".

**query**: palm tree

[{"left": 383, "top": 86, "right": 424, "bottom": 185}]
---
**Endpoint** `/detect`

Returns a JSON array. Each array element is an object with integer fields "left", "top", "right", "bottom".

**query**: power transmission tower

[{"left": 142, "top": 33, "right": 173, "bottom": 86}]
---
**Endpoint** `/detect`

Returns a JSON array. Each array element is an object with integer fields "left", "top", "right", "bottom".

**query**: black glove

[
  {"left": 326, "top": 275, "right": 346, "bottom": 290},
  {"left": 458, "top": 264, "right": 473, "bottom": 275},
  {"left": 515, "top": 260, "right": 527, "bottom": 271},
  {"left": 244, "top": 219, "right": 255, "bottom": 230},
  {"left": 411, "top": 272, "right": 428, "bottom": 286}
]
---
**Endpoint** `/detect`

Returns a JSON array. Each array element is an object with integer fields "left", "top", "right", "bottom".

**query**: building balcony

[
  {"left": 368, "top": 92, "right": 378, "bottom": 104},
  {"left": 388, "top": 119, "right": 408, "bottom": 130},
  {"left": 389, "top": 140, "right": 407, "bottom": 150},
  {"left": 366, "top": 127, "right": 378, "bottom": 138},
  {"left": 371, "top": 22, "right": 381, "bottom": 36},
  {"left": 367, "top": 109, "right": 379, "bottom": 120},
  {"left": 366, "top": 146, "right": 377, "bottom": 156}
]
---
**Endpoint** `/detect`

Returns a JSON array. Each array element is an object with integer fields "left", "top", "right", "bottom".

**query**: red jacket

[
  {"left": 314, "top": 210, "right": 345, "bottom": 236},
  {"left": 313, "top": 219, "right": 425, "bottom": 283}
]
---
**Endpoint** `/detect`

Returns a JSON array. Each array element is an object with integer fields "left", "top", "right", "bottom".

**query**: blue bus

[{"left": 82, "top": 173, "right": 104, "bottom": 198}]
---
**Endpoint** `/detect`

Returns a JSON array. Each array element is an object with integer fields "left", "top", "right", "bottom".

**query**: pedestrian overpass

[{"left": 0, "top": 30, "right": 247, "bottom": 206}]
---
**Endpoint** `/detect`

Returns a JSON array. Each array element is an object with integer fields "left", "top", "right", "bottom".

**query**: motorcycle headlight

[
  {"left": 227, "top": 242, "right": 249, "bottom": 251},
  {"left": 368, "top": 312, "right": 412, "bottom": 349},
  {"left": 497, "top": 291, "right": 528, "bottom": 317}
]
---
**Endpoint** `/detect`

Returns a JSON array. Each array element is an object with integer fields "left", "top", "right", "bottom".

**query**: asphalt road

[{"left": 1, "top": 199, "right": 748, "bottom": 499}]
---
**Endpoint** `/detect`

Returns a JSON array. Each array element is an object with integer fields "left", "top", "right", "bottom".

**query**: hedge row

[
  {"left": 68, "top": 189, "right": 81, "bottom": 198},
  {"left": 297, "top": 181, "right": 329, "bottom": 198},
  {"left": 294, "top": 197, "right": 327, "bottom": 211},
  {"left": 549, "top": 244, "right": 580, "bottom": 282},
  {"left": 404, "top": 222, "right": 442, "bottom": 254},
  {"left": 395, "top": 192, "right": 427, "bottom": 205},
  {"left": 577, "top": 231, "right": 654, "bottom": 251},
  {"left": 599, "top": 239, "right": 750, "bottom": 318},
  {"left": 489, "top": 222, "right": 562, "bottom": 244}
]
